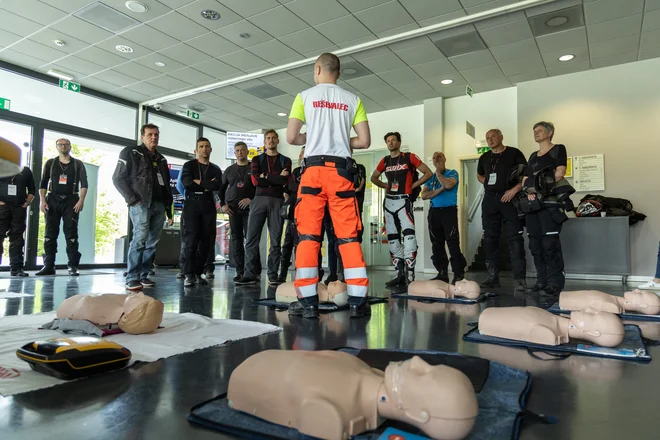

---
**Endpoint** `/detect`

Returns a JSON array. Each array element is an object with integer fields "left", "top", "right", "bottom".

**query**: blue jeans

[
  {"left": 656, "top": 242, "right": 660, "bottom": 279},
  {"left": 127, "top": 202, "right": 165, "bottom": 282}
]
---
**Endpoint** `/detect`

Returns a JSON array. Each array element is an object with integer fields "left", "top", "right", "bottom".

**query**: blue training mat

[
  {"left": 188, "top": 348, "right": 538, "bottom": 440},
  {"left": 252, "top": 296, "right": 387, "bottom": 311},
  {"left": 463, "top": 324, "right": 652, "bottom": 363},
  {"left": 548, "top": 301, "right": 660, "bottom": 322},
  {"left": 391, "top": 292, "right": 497, "bottom": 304}
]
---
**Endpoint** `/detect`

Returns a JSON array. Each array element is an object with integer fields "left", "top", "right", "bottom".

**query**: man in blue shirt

[{"left": 421, "top": 152, "right": 467, "bottom": 283}]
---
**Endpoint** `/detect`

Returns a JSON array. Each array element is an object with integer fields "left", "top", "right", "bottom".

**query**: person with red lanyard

[
  {"left": 371, "top": 132, "right": 433, "bottom": 287},
  {"left": 286, "top": 53, "right": 371, "bottom": 319}
]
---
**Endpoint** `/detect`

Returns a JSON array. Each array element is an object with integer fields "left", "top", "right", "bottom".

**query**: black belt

[
  {"left": 186, "top": 193, "right": 213, "bottom": 201},
  {"left": 48, "top": 193, "right": 78, "bottom": 199},
  {"left": 386, "top": 194, "right": 409, "bottom": 200},
  {"left": 304, "top": 155, "right": 348, "bottom": 167}
]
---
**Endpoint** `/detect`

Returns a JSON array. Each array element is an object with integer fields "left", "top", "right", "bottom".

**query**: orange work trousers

[{"left": 294, "top": 164, "right": 368, "bottom": 304}]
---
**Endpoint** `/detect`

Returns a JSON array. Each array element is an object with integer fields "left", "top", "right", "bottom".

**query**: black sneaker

[
  {"left": 35, "top": 266, "right": 55, "bottom": 276},
  {"left": 531, "top": 283, "right": 547, "bottom": 292},
  {"left": 431, "top": 272, "right": 450, "bottom": 282},
  {"left": 479, "top": 278, "right": 500, "bottom": 288},
  {"left": 235, "top": 276, "right": 257, "bottom": 285},
  {"left": 233, "top": 274, "right": 242, "bottom": 282},
  {"left": 205, "top": 272, "right": 215, "bottom": 280},
  {"left": 176, "top": 271, "right": 185, "bottom": 279},
  {"left": 125, "top": 280, "right": 143, "bottom": 291},
  {"left": 268, "top": 277, "right": 282, "bottom": 286},
  {"left": 67, "top": 266, "right": 79, "bottom": 276},
  {"left": 140, "top": 278, "right": 155, "bottom": 288},
  {"left": 10, "top": 269, "right": 29, "bottom": 277},
  {"left": 196, "top": 275, "right": 208, "bottom": 285},
  {"left": 288, "top": 301, "right": 319, "bottom": 319},
  {"left": 514, "top": 279, "right": 528, "bottom": 292},
  {"left": 452, "top": 275, "right": 465, "bottom": 284},
  {"left": 184, "top": 275, "right": 196, "bottom": 287},
  {"left": 543, "top": 286, "right": 562, "bottom": 296},
  {"left": 350, "top": 303, "right": 371, "bottom": 319}
]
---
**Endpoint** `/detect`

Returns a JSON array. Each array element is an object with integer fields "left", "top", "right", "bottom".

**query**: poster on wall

[
  {"left": 169, "top": 164, "right": 184, "bottom": 212},
  {"left": 573, "top": 154, "right": 604, "bottom": 192},
  {"left": 226, "top": 132, "right": 264, "bottom": 160},
  {"left": 565, "top": 157, "right": 573, "bottom": 178}
]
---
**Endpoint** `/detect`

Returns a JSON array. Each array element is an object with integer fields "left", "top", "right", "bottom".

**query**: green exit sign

[
  {"left": 186, "top": 110, "right": 200, "bottom": 120},
  {"left": 59, "top": 79, "right": 81, "bottom": 93},
  {"left": 477, "top": 146, "right": 491, "bottom": 154},
  {"left": 0, "top": 97, "right": 10, "bottom": 110}
]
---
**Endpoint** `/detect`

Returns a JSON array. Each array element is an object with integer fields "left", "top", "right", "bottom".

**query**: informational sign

[
  {"left": 59, "top": 79, "right": 81, "bottom": 93},
  {"left": 168, "top": 164, "right": 184, "bottom": 211},
  {"left": 565, "top": 157, "right": 573, "bottom": 178},
  {"left": 226, "top": 131, "right": 264, "bottom": 160},
  {"left": 466, "top": 85, "right": 474, "bottom": 97},
  {"left": 0, "top": 97, "right": 10, "bottom": 110},
  {"left": 573, "top": 154, "right": 604, "bottom": 192},
  {"left": 186, "top": 110, "right": 200, "bottom": 120},
  {"left": 466, "top": 121, "right": 475, "bottom": 139}
]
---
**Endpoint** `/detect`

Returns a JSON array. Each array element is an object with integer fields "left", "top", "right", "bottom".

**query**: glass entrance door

[{"left": 0, "top": 120, "right": 33, "bottom": 269}]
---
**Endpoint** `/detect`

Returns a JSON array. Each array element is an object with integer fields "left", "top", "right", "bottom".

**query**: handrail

[{"left": 467, "top": 187, "right": 485, "bottom": 223}]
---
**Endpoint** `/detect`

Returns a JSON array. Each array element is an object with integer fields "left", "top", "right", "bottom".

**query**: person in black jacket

[
  {"left": 112, "top": 123, "right": 173, "bottom": 291},
  {"left": 0, "top": 166, "right": 35, "bottom": 276},
  {"left": 180, "top": 137, "right": 222, "bottom": 287}
]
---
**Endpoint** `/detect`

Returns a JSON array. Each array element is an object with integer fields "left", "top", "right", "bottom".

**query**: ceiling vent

[
  {"left": 528, "top": 5, "right": 585, "bottom": 37},
  {"left": 244, "top": 84, "right": 287, "bottom": 99},
  {"left": 338, "top": 60, "right": 373, "bottom": 80},
  {"left": 74, "top": 2, "right": 140, "bottom": 33},
  {"left": 432, "top": 31, "right": 487, "bottom": 57}
]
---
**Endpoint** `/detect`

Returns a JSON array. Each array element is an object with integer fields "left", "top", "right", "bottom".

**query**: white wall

[{"left": 517, "top": 58, "right": 660, "bottom": 278}]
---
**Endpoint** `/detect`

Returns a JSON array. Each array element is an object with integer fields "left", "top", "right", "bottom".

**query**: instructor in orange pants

[{"left": 286, "top": 53, "right": 372, "bottom": 319}]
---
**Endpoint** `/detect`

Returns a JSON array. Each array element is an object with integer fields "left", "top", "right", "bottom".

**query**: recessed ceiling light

[
  {"left": 47, "top": 69, "right": 74, "bottom": 81},
  {"left": 125, "top": 1, "right": 148, "bottom": 13},
  {"left": 343, "top": 68, "right": 357, "bottom": 75},
  {"left": 53, "top": 40, "right": 65, "bottom": 47},
  {"left": 155, "top": 61, "right": 166, "bottom": 67},
  {"left": 546, "top": 16, "right": 568, "bottom": 27},
  {"left": 558, "top": 54, "right": 575, "bottom": 62},
  {"left": 201, "top": 9, "right": 221, "bottom": 20},
  {"left": 115, "top": 44, "right": 134, "bottom": 53},
  {"left": 239, "top": 33, "right": 251, "bottom": 39},
  {"left": 440, "top": 79, "right": 454, "bottom": 85},
  {"left": 191, "top": 104, "right": 206, "bottom": 112},
  {"left": 277, "top": 112, "right": 286, "bottom": 117}
]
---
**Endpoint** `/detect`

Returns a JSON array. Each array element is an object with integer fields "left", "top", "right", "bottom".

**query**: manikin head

[
  {"left": 568, "top": 309, "right": 624, "bottom": 347},
  {"left": 383, "top": 356, "right": 478, "bottom": 440},
  {"left": 327, "top": 281, "right": 348, "bottom": 307},
  {"left": 623, "top": 289, "right": 660, "bottom": 315},
  {"left": 313, "top": 52, "right": 340, "bottom": 85},
  {"left": 485, "top": 129, "right": 503, "bottom": 149},
  {"left": 452, "top": 280, "right": 480, "bottom": 298},
  {"left": 118, "top": 293, "right": 164, "bottom": 334},
  {"left": 264, "top": 129, "right": 279, "bottom": 153}
]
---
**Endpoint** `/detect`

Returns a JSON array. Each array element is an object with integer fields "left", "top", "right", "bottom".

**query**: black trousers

[
  {"left": 228, "top": 206, "right": 251, "bottom": 277},
  {"left": 181, "top": 198, "right": 216, "bottom": 276},
  {"left": 178, "top": 214, "right": 216, "bottom": 273},
  {"left": 481, "top": 192, "right": 526, "bottom": 279},
  {"left": 280, "top": 218, "right": 323, "bottom": 278},
  {"left": 428, "top": 206, "right": 466, "bottom": 277},
  {"left": 0, "top": 203, "right": 27, "bottom": 270},
  {"left": 526, "top": 208, "right": 566, "bottom": 289},
  {"left": 44, "top": 194, "right": 81, "bottom": 267}
]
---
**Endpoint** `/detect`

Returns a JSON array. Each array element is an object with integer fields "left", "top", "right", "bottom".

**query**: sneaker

[
  {"left": 184, "top": 275, "right": 196, "bottom": 287},
  {"left": 205, "top": 272, "right": 215, "bottom": 280},
  {"left": 531, "top": 283, "right": 547, "bottom": 292},
  {"left": 514, "top": 279, "right": 528, "bottom": 292},
  {"left": 288, "top": 301, "right": 319, "bottom": 319},
  {"left": 176, "top": 271, "right": 185, "bottom": 279},
  {"left": 638, "top": 280, "right": 660, "bottom": 290},
  {"left": 35, "top": 266, "right": 55, "bottom": 276},
  {"left": 268, "top": 277, "right": 282, "bottom": 286},
  {"left": 67, "top": 266, "right": 79, "bottom": 276},
  {"left": 451, "top": 275, "right": 464, "bottom": 284},
  {"left": 479, "top": 277, "right": 500, "bottom": 288},
  {"left": 140, "top": 278, "right": 155, "bottom": 288},
  {"left": 235, "top": 276, "right": 257, "bottom": 285},
  {"left": 350, "top": 303, "right": 371, "bottom": 319},
  {"left": 125, "top": 280, "right": 143, "bottom": 291},
  {"left": 233, "top": 274, "right": 243, "bottom": 282},
  {"left": 196, "top": 275, "right": 208, "bottom": 285},
  {"left": 10, "top": 269, "right": 29, "bottom": 277}
]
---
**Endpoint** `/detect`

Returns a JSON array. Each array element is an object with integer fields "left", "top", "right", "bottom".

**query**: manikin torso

[
  {"left": 408, "top": 280, "right": 480, "bottom": 299},
  {"left": 227, "top": 350, "right": 478, "bottom": 440},
  {"left": 559, "top": 290, "right": 660, "bottom": 315},
  {"left": 479, "top": 306, "right": 625, "bottom": 347},
  {"left": 56, "top": 293, "right": 164, "bottom": 334},
  {"left": 276, "top": 281, "right": 348, "bottom": 306}
]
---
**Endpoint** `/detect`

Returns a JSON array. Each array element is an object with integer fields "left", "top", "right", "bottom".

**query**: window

[{"left": 146, "top": 113, "right": 198, "bottom": 154}]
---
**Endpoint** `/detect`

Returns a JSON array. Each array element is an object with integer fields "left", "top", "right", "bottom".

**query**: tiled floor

[{"left": 0, "top": 267, "right": 658, "bottom": 440}]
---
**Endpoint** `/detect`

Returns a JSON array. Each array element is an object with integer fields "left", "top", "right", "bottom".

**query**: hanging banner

[
  {"left": 169, "top": 164, "right": 184, "bottom": 212},
  {"left": 226, "top": 132, "right": 264, "bottom": 160}
]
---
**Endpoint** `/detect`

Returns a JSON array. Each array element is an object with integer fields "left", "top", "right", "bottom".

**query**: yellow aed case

[{"left": 16, "top": 336, "right": 131, "bottom": 380}]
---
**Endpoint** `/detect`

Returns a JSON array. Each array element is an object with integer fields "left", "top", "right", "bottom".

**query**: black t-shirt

[
  {"left": 144, "top": 149, "right": 163, "bottom": 202},
  {"left": 0, "top": 167, "right": 35, "bottom": 204},
  {"left": 376, "top": 152, "right": 424, "bottom": 195},
  {"left": 477, "top": 147, "right": 527, "bottom": 193},
  {"left": 40, "top": 157, "right": 88, "bottom": 196},
  {"left": 220, "top": 163, "right": 255, "bottom": 206},
  {"left": 526, "top": 144, "right": 568, "bottom": 180}
]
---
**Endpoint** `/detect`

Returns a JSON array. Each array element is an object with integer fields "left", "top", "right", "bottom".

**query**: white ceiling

[{"left": 1, "top": 0, "right": 659, "bottom": 132}]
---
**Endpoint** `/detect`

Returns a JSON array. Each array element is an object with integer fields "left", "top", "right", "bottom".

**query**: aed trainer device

[{"left": 16, "top": 336, "right": 131, "bottom": 380}]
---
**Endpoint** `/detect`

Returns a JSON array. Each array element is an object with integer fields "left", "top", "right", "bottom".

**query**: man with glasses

[
  {"left": 0, "top": 164, "right": 35, "bottom": 276},
  {"left": 113, "top": 124, "right": 174, "bottom": 291},
  {"left": 37, "top": 138, "right": 88, "bottom": 276}
]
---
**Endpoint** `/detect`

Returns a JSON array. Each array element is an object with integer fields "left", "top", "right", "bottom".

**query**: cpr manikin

[
  {"left": 479, "top": 307, "right": 624, "bottom": 347},
  {"left": 408, "top": 279, "right": 480, "bottom": 299},
  {"left": 276, "top": 281, "right": 349, "bottom": 307},
  {"left": 559, "top": 289, "right": 660, "bottom": 315},
  {"left": 56, "top": 293, "right": 164, "bottom": 334},
  {"left": 227, "top": 350, "right": 478, "bottom": 440}
]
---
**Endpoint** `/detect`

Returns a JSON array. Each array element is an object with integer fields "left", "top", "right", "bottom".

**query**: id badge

[
  {"left": 157, "top": 173, "right": 165, "bottom": 186},
  {"left": 7, "top": 184, "right": 17, "bottom": 196},
  {"left": 237, "top": 182, "right": 244, "bottom": 188},
  {"left": 59, "top": 174, "right": 68, "bottom": 185},
  {"left": 488, "top": 173, "right": 497, "bottom": 185},
  {"left": 391, "top": 180, "right": 399, "bottom": 192}
]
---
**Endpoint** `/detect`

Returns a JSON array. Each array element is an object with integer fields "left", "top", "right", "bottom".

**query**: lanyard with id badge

[
  {"left": 488, "top": 152, "right": 502, "bottom": 186},
  {"left": 7, "top": 175, "right": 17, "bottom": 196},
  {"left": 154, "top": 161, "right": 165, "bottom": 186}
]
